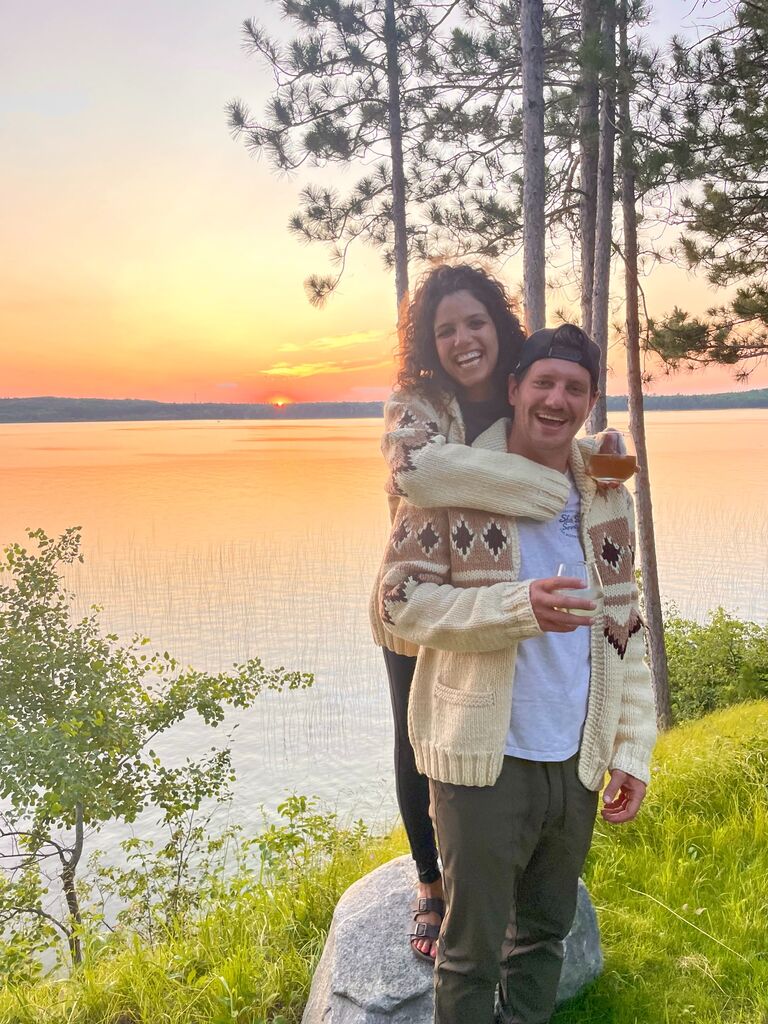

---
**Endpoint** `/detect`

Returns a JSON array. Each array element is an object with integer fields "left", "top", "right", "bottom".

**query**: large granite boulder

[{"left": 302, "top": 855, "right": 602, "bottom": 1023}]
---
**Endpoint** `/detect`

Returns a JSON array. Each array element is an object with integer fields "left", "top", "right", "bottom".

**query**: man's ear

[
  {"left": 587, "top": 389, "right": 600, "bottom": 419},
  {"left": 507, "top": 373, "right": 519, "bottom": 406}
]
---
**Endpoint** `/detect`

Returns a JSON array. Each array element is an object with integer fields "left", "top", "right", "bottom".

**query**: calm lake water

[{"left": 2, "top": 412, "right": 767, "bottom": 837}]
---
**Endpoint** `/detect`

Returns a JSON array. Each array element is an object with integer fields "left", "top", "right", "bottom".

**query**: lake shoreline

[{"left": 3, "top": 387, "right": 768, "bottom": 423}]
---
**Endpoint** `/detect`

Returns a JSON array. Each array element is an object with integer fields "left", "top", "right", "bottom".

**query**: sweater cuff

[
  {"left": 609, "top": 744, "right": 653, "bottom": 786},
  {"left": 501, "top": 580, "right": 543, "bottom": 640}
]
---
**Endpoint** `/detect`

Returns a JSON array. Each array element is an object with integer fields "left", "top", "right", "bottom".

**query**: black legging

[{"left": 382, "top": 647, "right": 441, "bottom": 883}]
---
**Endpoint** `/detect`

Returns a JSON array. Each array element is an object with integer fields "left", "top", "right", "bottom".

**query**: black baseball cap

[{"left": 514, "top": 324, "right": 601, "bottom": 387}]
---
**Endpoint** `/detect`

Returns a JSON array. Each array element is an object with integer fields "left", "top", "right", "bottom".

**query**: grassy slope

[
  {"left": 1, "top": 702, "right": 766, "bottom": 1023},
  {"left": 555, "top": 700, "right": 768, "bottom": 1023}
]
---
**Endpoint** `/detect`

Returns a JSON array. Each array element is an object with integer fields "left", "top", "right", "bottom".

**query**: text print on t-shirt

[{"left": 559, "top": 505, "right": 580, "bottom": 539}]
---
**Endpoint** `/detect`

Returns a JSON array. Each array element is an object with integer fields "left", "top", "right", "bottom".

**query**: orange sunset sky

[{"left": 3, "top": 1, "right": 767, "bottom": 405}]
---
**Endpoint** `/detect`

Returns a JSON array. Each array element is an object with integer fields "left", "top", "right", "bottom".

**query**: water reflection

[{"left": 1, "top": 413, "right": 767, "bottom": 836}]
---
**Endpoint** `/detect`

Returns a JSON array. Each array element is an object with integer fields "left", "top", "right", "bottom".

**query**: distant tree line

[
  {"left": 0, "top": 398, "right": 385, "bottom": 423},
  {"left": 2, "top": 391, "right": 767, "bottom": 424}
]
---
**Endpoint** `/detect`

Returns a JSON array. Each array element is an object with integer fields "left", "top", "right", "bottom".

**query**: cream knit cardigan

[
  {"left": 374, "top": 418, "right": 657, "bottom": 792},
  {"left": 372, "top": 389, "right": 575, "bottom": 657}
]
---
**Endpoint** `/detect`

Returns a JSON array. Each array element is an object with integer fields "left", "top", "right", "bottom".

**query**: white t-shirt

[{"left": 505, "top": 475, "right": 591, "bottom": 761}]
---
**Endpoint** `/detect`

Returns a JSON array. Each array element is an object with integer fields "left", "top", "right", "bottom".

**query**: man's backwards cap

[{"left": 514, "top": 324, "right": 601, "bottom": 387}]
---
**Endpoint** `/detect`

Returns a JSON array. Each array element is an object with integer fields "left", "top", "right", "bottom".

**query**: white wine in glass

[
  {"left": 555, "top": 561, "right": 603, "bottom": 618},
  {"left": 587, "top": 429, "right": 637, "bottom": 484}
]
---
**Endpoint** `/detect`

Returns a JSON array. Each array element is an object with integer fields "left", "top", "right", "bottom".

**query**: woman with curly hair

[{"left": 370, "top": 264, "right": 574, "bottom": 963}]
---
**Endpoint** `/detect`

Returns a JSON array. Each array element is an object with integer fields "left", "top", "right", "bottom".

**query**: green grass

[
  {"left": 1, "top": 702, "right": 767, "bottom": 1023},
  {"left": 0, "top": 830, "right": 407, "bottom": 1024},
  {"left": 555, "top": 700, "right": 768, "bottom": 1023}
]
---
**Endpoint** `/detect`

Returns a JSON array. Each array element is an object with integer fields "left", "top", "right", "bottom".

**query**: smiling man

[{"left": 378, "top": 324, "right": 657, "bottom": 1024}]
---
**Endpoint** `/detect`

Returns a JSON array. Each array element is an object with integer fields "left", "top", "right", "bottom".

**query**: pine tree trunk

[
  {"left": 384, "top": 0, "right": 410, "bottom": 321},
  {"left": 587, "top": 0, "right": 616, "bottom": 434},
  {"left": 579, "top": 0, "right": 600, "bottom": 337},
  {"left": 618, "top": 0, "right": 672, "bottom": 730},
  {"left": 521, "top": 0, "right": 546, "bottom": 332}
]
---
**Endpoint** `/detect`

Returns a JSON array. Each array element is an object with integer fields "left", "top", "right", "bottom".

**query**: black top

[{"left": 458, "top": 394, "right": 511, "bottom": 445}]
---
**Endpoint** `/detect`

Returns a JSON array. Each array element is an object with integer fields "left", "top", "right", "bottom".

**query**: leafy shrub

[
  {"left": 0, "top": 797, "right": 402, "bottom": 1024},
  {"left": 665, "top": 606, "right": 768, "bottom": 722},
  {"left": 0, "top": 528, "right": 312, "bottom": 973}
]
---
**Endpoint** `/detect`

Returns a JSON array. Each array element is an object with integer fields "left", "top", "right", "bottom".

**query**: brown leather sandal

[{"left": 409, "top": 896, "right": 445, "bottom": 964}]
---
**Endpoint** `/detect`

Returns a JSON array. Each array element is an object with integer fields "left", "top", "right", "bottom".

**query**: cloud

[
  {"left": 278, "top": 329, "right": 388, "bottom": 354},
  {"left": 347, "top": 385, "right": 392, "bottom": 400},
  {"left": 262, "top": 357, "right": 393, "bottom": 379}
]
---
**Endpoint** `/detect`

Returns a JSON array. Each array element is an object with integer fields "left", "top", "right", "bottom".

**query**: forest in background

[{"left": 3, "top": 389, "right": 768, "bottom": 423}]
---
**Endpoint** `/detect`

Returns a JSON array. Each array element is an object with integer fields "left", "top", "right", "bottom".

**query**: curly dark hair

[{"left": 395, "top": 264, "right": 525, "bottom": 405}]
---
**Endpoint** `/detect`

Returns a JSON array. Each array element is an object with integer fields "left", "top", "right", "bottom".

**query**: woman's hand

[{"left": 595, "top": 480, "right": 622, "bottom": 495}]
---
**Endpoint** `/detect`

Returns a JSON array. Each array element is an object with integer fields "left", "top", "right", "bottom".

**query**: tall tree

[
  {"left": 416, "top": 3, "right": 584, "bottom": 271},
  {"left": 521, "top": 0, "right": 547, "bottom": 331},
  {"left": 587, "top": 0, "right": 616, "bottom": 433},
  {"left": 228, "top": 0, "right": 451, "bottom": 316},
  {"left": 649, "top": 1, "right": 768, "bottom": 370},
  {"left": 384, "top": 0, "right": 409, "bottom": 311},
  {"left": 617, "top": 0, "right": 672, "bottom": 729},
  {"left": 578, "top": 0, "right": 601, "bottom": 337}
]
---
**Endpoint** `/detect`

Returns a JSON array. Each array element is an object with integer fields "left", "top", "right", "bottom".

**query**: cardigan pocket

[{"left": 434, "top": 681, "right": 495, "bottom": 708}]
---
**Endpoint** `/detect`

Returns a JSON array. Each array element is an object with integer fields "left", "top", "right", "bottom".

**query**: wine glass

[
  {"left": 586, "top": 429, "right": 637, "bottom": 484},
  {"left": 555, "top": 561, "right": 603, "bottom": 618}
]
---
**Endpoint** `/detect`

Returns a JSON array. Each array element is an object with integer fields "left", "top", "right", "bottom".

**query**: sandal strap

[
  {"left": 410, "top": 921, "right": 441, "bottom": 941},
  {"left": 411, "top": 897, "right": 446, "bottom": 916}
]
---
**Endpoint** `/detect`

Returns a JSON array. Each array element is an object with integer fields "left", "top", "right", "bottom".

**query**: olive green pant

[{"left": 430, "top": 754, "right": 599, "bottom": 1024}]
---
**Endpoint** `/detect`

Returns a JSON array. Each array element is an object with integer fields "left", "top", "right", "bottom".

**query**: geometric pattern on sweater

[
  {"left": 391, "top": 513, "right": 444, "bottom": 557},
  {"left": 603, "top": 607, "right": 643, "bottom": 659},
  {"left": 385, "top": 407, "right": 441, "bottom": 497},
  {"left": 391, "top": 517, "right": 411, "bottom": 551},
  {"left": 417, "top": 520, "right": 441, "bottom": 555},
  {"left": 451, "top": 518, "right": 475, "bottom": 559},
  {"left": 587, "top": 516, "right": 639, "bottom": 660},
  {"left": 588, "top": 515, "right": 634, "bottom": 580},
  {"left": 379, "top": 507, "right": 516, "bottom": 625},
  {"left": 449, "top": 516, "right": 511, "bottom": 563},
  {"left": 381, "top": 571, "right": 445, "bottom": 625},
  {"left": 482, "top": 520, "right": 509, "bottom": 561}
]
